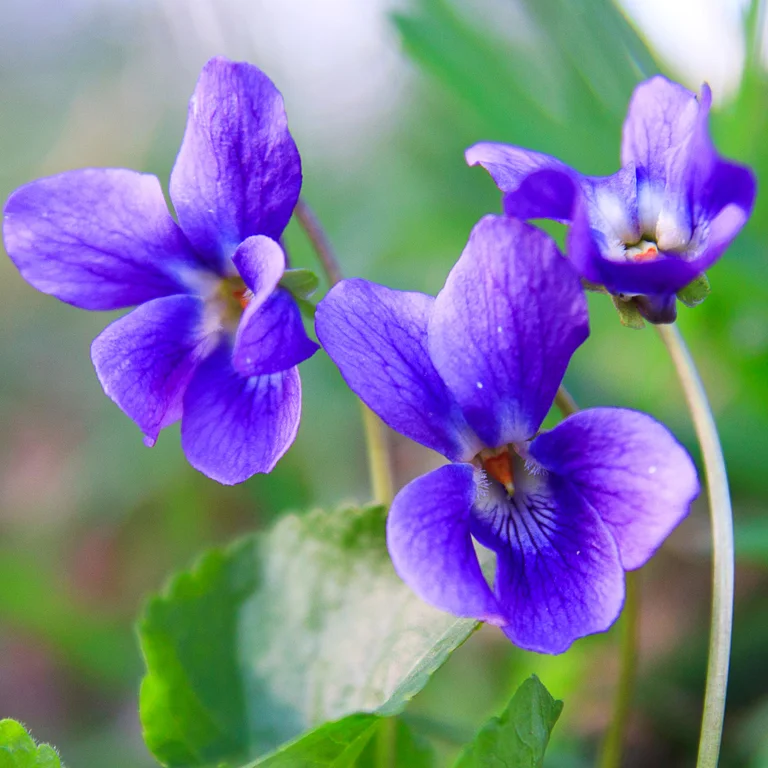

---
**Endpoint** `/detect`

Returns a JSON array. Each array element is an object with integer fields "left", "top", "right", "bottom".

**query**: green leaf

[
  {"left": 676, "top": 274, "right": 711, "bottom": 308},
  {"left": 453, "top": 676, "right": 563, "bottom": 768},
  {"left": 0, "top": 720, "right": 63, "bottom": 768},
  {"left": 249, "top": 714, "right": 379, "bottom": 768},
  {"left": 356, "top": 718, "right": 435, "bottom": 768},
  {"left": 139, "top": 505, "right": 477, "bottom": 767},
  {"left": 280, "top": 268, "right": 320, "bottom": 299},
  {"left": 247, "top": 714, "right": 434, "bottom": 768}
]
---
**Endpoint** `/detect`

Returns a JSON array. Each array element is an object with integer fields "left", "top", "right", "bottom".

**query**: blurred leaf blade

[
  {"left": 139, "top": 505, "right": 477, "bottom": 766},
  {"left": 453, "top": 675, "right": 563, "bottom": 768},
  {"left": 394, "top": 0, "right": 659, "bottom": 171}
]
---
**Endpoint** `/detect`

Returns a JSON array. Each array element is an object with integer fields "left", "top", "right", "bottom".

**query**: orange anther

[
  {"left": 232, "top": 287, "right": 250, "bottom": 310},
  {"left": 482, "top": 448, "right": 515, "bottom": 494},
  {"left": 632, "top": 245, "right": 658, "bottom": 262}
]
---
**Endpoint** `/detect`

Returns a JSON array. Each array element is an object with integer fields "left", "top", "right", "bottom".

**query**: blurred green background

[{"left": 1, "top": 0, "right": 768, "bottom": 765}]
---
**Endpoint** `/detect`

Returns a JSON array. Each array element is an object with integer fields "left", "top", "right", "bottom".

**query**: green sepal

[
  {"left": 0, "top": 719, "right": 64, "bottom": 767},
  {"left": 279, "top": 268, "right": 320, "bottom": 299},
  {"left": 610, "top": 295, "right": 646, "bottom": 329},
  {"left": 676, "top": 273, "right": 711, "bottom": 308},
  {"left": 453, "top": 676, "right": 563, "bottom": 768},
  {"left": 581, "top": 278, "right": 608, "bottom": 293},
  {"left": 296, "top": 297, "right": 316, "bottom": 320}
]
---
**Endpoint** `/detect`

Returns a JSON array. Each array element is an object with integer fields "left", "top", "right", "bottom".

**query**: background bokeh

[{"left": 1, "top": 0, "right": 768, "bottom": 765}]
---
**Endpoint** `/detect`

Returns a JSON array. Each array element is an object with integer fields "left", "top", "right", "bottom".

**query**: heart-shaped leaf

[{"left": 139, "top": 505, "right": 476, "bottom": 767}]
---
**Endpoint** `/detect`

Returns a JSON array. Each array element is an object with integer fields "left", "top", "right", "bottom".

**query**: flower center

[
  {"left": 478, "top": 446, "right": 516, "bottom": 495},
  {"left": 210, "top": 276, "right": 252, "bottom": 330},
  {"left": 625, "top": 239, "right": 659, "bottom": 263}
]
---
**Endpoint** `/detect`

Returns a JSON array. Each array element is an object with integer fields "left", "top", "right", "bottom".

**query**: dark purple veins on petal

[{"left": 471, "top": 476, "right": 625, "bottom": 654}]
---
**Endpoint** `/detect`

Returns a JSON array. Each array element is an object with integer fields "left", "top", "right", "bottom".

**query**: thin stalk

[
  {"left": 361, "top": 402, "right": 395, "bottom": 506},
  {"left": 657, "top": 323, "right": 734, "bottom": 768},
  {"left": 374, "top": 717, "right": 396, "bottom": 768},
  {"left": 554, "top": 385, "right": 578, "bottom": 417},
  {"left": 294, "top": 198, "right": 343, "bottom": 286},
  {"left": 599, "top": 572, "right": 640, "bottom": 768},
  {"left": 294, "top": 197, "right": 394, "bottom": 506}
]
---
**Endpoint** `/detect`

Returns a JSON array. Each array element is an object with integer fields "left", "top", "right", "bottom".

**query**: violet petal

[
  {"left": 3, "top": 169, "right": 202, "bottom": 310},
  {"left": 429, "top": 215, "right": 589, "bottom": 447},
  {"left": 315, "top": 278, "right": 482, "bottom": 462},
  {"left": 530, "top": 407, "right": 699, "bottom": 570},
  {"left": 91, "top": 295, "right": 211, "bottom": 446},
  {"left": 170, "top": 57, "right": 302, "bottom": 270},
  {"left": 387, "top": 463, "right": 504, "bottom": 624},
  {"left": 181, "top": 342, "right": 301, "bottom": 484},
  {"left": 234, "top": 288, "right": 319, "bottom": 376}
]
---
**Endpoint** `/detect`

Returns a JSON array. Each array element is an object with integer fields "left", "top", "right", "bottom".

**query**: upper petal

[
  {"left": 621, "top": 76, "right": 706, "bottom": 185},
  {"left": 315, "top": 278, "right": 481, "bottom": 461},
  {"left": 529, "top": 407, "right": 699, "bottom": 570},
  {"left": 169, "top": 57, "right": 302, "bottom": 270},
  {"left": 181, "top": 342, "right": 301, "bottom": 484},
  {"left": 428, "top": 215, "right": 589, "bottom": 447},
  {"left": 466, "top": 142, "right": 574, "bottom": 220},
  {"left": 471, "top": 478, "right": 624, "bottom": 654},
  {"left": 387, "top": 463, "right": 504, "bottom": 624},
  {"left": 91, "top": 295, "right": 212, "bottom": 446},
  {"left": 3, "top": 169, "right": 203, "bottom": 310},
  {"left": 233, "top": 288, "right": 319, "bottom": 376}
]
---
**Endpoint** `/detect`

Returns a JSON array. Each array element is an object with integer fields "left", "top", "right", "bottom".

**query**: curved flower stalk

[
  {"left": 316, "top": 215, "right": 699, "bottom": 653},
  {"left": 3, "top": 57, "right": 318, "bottom": 484},
  {"left": 467, "top": 76, "right": 756, "bottom": 323}
]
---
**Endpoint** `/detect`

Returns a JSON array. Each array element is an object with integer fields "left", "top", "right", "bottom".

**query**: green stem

[
  {"left": 554, "top": 385, "right": 578, "bottom": 417},
  {"left": 657, "top": 323, "right": 734, "bottom": 768},
  {"left": 294, "top": 198, "right": 344, "bottom": 286},
  {"left": 599, "top": 572, "right": 639, "bottom": 768},
  {"left": 361, "top": 403, "right": 395, "bottom": 506},
  {"left": 374, "top": 718, "right": 396, "bottom": 768},
  {"left": 294, "top": 197, "right": 394, "bottom": 506}
]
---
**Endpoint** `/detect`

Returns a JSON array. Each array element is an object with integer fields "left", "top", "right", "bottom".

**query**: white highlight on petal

[
  {"left": 595, "top": 188, "right": 637, "bottom": 244},
  {"left": 476, "top": 381, "right": 483, "bottom": 389},
  {"left": 637, "top": 183, "right": 664, "bottom": 238},
  {"left": 657, "top": 208, "right": 692, "bottom": 251}
]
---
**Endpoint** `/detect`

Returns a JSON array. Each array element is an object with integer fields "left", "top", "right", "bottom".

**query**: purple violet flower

[
  {"left": 2, "top": 57, "right": 319, "bottom": 485},
  {"left": 466, "top": 76, "right": 756, "bottom": 322},
  {"left": 316, "top": 215, "right": 699, "bottom": 653}
]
